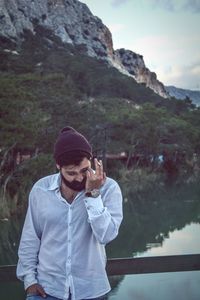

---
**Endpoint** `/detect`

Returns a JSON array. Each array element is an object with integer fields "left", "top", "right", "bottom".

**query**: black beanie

[{"left": 54, "top": 126, "right": 92, "bottom": 161}]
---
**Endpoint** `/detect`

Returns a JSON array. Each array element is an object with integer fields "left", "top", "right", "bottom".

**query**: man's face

[{"left": 57, "top": 157, "right": 91, "bottom": 191}]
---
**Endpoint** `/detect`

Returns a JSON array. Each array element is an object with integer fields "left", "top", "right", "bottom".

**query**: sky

[{"left": 80, "top": 0, "right": 200, "bottom": 91}]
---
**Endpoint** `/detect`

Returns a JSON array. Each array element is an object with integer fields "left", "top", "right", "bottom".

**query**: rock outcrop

[
  {"left": 115, "top": 49, "right": 168, "bottom": 98},
  {"left": 0, "top": 0, "right": 168, "bottom": 98},
  {"left": 0, "top": 0, "right": 114, "bottom": 58}
]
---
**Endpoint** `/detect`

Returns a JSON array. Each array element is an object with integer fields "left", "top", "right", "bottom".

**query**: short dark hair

[{"left": 56, "top": 150, "right": 91, "bottom": 167}]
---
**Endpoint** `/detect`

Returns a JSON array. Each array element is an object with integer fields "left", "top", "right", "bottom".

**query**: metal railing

[{"left": 0, "top": 254, "right": 200, "bottom": 282}]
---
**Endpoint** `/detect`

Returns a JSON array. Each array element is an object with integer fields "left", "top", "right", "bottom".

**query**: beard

[{"left": 60, "top": 173, "right": 86, "bottom": 191}]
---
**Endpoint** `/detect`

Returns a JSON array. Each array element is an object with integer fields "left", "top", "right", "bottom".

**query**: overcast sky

[{"left": 80, "top": 0, "right": 200, "bottom": 90}]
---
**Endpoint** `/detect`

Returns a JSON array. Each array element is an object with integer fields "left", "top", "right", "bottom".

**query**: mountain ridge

[{"left": 166, "top": 86, "right": 200, "bottom": 106}]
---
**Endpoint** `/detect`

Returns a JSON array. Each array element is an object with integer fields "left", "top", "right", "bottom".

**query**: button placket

[
  {"left": 66, "top": 205, "right": 74, "bottom": 296},
  {"left": 66, "top": 205, "right": 72, "bottom": 275}
]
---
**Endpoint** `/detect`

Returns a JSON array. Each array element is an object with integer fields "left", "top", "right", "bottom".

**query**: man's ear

[{"left": 56, "top": 164, "right": 61, "bottom": 170}]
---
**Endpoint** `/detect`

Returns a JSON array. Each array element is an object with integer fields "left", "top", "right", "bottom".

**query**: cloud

[
  {"left": 183, "top": 0, "right": 200, "bottom": 13},
  {"left": 111, "top": 0, "right": 130, "bottom": 8},
  {"left": 130, "top": 34, "right": 200, "bottom": 90},
  {"left": 155, "top": 61, "right": 200, "bottom": 90},
  {"left": 108, "top": 23, "right": 125, "bottom": 34},
  {"left": 149, "top": 0, "right": 176, "bottom": 12},
  {"left": 148, "top": 0, "right": 200, "bottom": 13}
]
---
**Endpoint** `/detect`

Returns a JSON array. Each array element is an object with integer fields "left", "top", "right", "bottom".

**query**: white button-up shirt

[{"left": 17, "top": 173, "right": 123, "bottom": 300}]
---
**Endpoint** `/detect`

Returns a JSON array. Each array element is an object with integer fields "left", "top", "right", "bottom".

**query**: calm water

[
  {"left": 0, "top": 183, "right": 200, "bottom": 299},
  {"left": 108, "top": 223, "right": 200, "bottom": 300}
]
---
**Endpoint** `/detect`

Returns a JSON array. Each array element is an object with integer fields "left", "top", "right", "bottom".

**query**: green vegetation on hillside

[{"left": 0, "top": 28, "right": 200, "bottom": 217}]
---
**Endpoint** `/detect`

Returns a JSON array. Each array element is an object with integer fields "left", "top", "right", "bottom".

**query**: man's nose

[{"left": 76, "top": 173, "right": 84, "bottom": 182}]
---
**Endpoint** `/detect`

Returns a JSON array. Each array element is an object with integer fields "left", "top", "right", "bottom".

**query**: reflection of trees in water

[
  {"left": 0, "top": 216, "right": 24, "bottom": 265},
  {"left": 108, "top": 275, "right": 124, "bottom": 297},
  {"left": 0, "top": 183, "right": 200, "bottom": 265},
  {"left": 106, "top": 182, "right": 200, "bottom": 258}
]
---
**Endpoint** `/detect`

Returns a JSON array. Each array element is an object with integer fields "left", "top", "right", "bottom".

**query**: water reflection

[
  {"left": 0, "top": 183, "right": 200, "bottom": 300},
  {"left": 107, "top": 182, "right": 200, "bottom": 300},
  {"left": 0, "top": 216, "right": 24, "bottom": 265},
  {"left": 109, "top": 271, "right": 200, "bottom": 300},
  {"left": 0, "top": 184, "right": 200, "bottom": 263},
  {"left": 106, "top": 183, "right": 200, "bottom": 258},
  {"left": 139, "top": 223, "right": 200, "bottom": 257},
  {"left": 108, "top": 223, "right": 200, "bottom": 300}
]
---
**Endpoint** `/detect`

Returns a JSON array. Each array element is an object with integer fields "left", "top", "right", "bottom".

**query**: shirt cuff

[
  {"left": 24, "top": 274, "right": 38, "bottom": 290},
  {"left": 84, "top": 195, "right": 104, "bottom": 216}
]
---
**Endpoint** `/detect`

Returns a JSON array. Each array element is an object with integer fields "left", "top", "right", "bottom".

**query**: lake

[
  {"left": 108, "top": 223, "right": 200, "bottom": 300},
  {"left": 0, "top": 182, "right": 200, "bottom": 299},
  {"left": 106, "top": 182, "right": 200, "bottom": 299}
]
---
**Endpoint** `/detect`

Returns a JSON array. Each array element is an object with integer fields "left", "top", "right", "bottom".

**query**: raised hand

[{"left": 85, "top": 158, "right": 106, "bottom": 192}]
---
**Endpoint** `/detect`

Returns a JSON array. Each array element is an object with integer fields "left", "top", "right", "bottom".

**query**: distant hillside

[{"left": 166, "top": 86, "right": 200, "bottom": 106}]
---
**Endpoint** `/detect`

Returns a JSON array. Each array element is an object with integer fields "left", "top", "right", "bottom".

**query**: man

[{"left": 17, "top": 126, "right": 123, "bottom": 300}]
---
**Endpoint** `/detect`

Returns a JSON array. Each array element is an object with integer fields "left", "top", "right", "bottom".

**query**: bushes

[
  {"left": 117, "top": 167, "right": 164, "bottom": 202},
  {"left": 0, "top": 154, "right": 55, "bottom": 218}
]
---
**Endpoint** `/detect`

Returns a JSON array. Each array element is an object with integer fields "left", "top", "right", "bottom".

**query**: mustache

[{"left": 61, "top": 173, "right": 86, "bottom": 191}]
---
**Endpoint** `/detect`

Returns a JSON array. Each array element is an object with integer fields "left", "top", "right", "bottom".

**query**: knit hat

[{"left": 53, "top": 126, "right": 92, "bottom": 161}]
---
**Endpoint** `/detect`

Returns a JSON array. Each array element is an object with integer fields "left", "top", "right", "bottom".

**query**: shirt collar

[{"left": 48, "top": 173, "right": 61, "bottom": 191}]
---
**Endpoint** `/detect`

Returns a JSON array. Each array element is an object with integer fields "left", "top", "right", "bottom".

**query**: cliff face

[
  {"left": 0, "top": 0, "right": 114, "bottom": 58},
  {"left": 0, "top": 0, "right": 168, "bottom": 98},
  {"left": 115, "top": 49, "right": 168, "bottom": 98}
]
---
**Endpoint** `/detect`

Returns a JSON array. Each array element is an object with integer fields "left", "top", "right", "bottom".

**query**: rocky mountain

[
  {"left": 0, "top": 0, "right": 168, "bottom": 98},
  {"left": 115, "top": 49, "right": 168, "bottom": 98},
  {"left": 166, "top": 86, "right": 200, "bottom": 106}
]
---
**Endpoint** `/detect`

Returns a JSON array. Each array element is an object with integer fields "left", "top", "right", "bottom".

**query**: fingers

[
  {"left": 85, "top": 158, "right": 105, "bottom": 191},
  {"left": 37, "top": 285, "right": 46, "bottom": 298},
  {"left": 26, "top": 284, "right": 46, "bottom": 298},
  {"left": 94, "top": 158, "right": 103, "bottom": 176}
]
